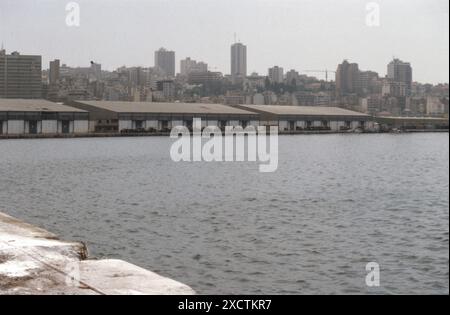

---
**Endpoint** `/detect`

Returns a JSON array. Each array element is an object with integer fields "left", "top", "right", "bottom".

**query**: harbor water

[{"left": 0, "top": 133, "right": 448, "bottom": 294}]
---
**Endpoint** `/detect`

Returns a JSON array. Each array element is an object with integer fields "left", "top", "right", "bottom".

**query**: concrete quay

[{"left": 0, "top": 211, "right": 195, "bottom": 295}]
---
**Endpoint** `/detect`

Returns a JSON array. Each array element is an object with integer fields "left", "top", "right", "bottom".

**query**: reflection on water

[{"left": 0, "top": 133, "right": 448, "bottom": 294}]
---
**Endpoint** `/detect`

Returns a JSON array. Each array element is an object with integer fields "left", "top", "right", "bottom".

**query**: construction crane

[{"left": 302, "top": 69, "right": 336, "bottom": 82}]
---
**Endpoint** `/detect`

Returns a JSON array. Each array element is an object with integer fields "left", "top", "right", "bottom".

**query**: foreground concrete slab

[{"left": 0, "top": 212, "right": 195, "bottom": 295}]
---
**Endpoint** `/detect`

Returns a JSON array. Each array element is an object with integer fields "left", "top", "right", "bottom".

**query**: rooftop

[
  {"left": 240, "top": 105, "right": 369, "bottom": 117},
  {"left": 377, "top": 116, "right": 449, "bottom": 121},
  {"left": 0, "top": 99, "right": 86, "bottom": 113},
  {"left": 75, "top": 101, "right": 257, "bottom": 115}
]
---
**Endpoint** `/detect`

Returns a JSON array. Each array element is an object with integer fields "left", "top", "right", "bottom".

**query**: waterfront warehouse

[
  {"left": 236, "top": 105, "right": 374, "bottom": 132},
  {"left": 69, "top": 101, "right": 259, "bottom": 133},
  {"left": 0, "top": 99, "right": 89, "bottom": 135}
]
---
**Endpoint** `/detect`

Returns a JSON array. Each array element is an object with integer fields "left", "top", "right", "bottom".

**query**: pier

[{"left": 0, "top": 211, "right": 195, "bottom": 295}]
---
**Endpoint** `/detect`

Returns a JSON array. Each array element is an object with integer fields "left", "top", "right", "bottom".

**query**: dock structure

[
  {"left": 0, "top": 211, "right": 195, "bottom": 295},
  {"left": 1, "top": 99, "right": 448, "bottom": 138},
  {"left": 375, "top": 116, "right": 449, "bottom": 131}
]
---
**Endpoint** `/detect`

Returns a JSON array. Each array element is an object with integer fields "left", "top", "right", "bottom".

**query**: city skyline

[{"left": 0, "top": 0, "right": 448, "bottom": 84}]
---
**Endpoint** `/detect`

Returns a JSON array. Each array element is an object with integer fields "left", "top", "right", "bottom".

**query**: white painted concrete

[
  {"left": 41, "top": 120, "right": 58, "bottom": 134},
  {"left": 88, "top": 121, "right": 96, "bottom": 133},
  {"left": 296, "top": 121, "right": 305, "bottom": 129},
  {"left": 206, "top": 120, "right": 218, "bottom": 126},
  {"left": 146, "top": 120, "right": 159, "bottom": 129},
  {"left": 0, "top": 211, "right": 195, "bottom": 295},
  {"left": 119, "top": 120, "right": 132, "bottom": 131},
  {"left": 171, "top": 120, "right": 183, "bottom": 128},
  {"left": 330, "top": 121, "right": 344, "bottom": 131},
  {"left": 279, "top": 121, "right": 288, "bottom": 131},
  {"left": 6, "top": 120, "right": 24, "bottom": 134},
  {"left": 312, "top": 121, "right": 322, "bottom": 128},
  {"left": 74, "top": 120, "right": 89, "bottom": 133}
]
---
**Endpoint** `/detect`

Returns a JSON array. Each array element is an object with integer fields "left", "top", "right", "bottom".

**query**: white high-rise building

[
  {"left": 180, "top": 57, "right": 208, "bottom": 76},
  {"left": 268, "top": 66, "right": 284, "bottom": 84}
]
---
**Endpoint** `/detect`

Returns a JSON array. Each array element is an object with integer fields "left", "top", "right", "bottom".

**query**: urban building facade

[
  {"left": 155, "top": 48, "right": 175, "bottom": 77},
  {"left": 49, "top": 59, "right": 60, "bottom": 86},
  {"left": 0, "top": 50, "right": 42, "bottom": 99},
  {"left": 180, "top": 58, "right": 208, "bottom": 76},
  {"left": 387, "top": 58, "right": 412, "bottom": 95},
  {"left": 335, "top": 60, "right": 360, "bottom": 96},
  {"left": 268, "top": 66, "right": 284, "bottom": 84}
]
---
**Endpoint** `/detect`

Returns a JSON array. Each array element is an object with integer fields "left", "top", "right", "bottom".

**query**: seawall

[{"left": 0, "top": 211, "right": 195, "bottom": 295}]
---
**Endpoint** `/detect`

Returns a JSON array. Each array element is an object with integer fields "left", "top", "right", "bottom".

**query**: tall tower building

[
  {"left": 0, "top": 50, "right": 42, "bottom": 99},
  {"left": 49, "top": 59, "right": 60, "bottom": 86},
  {"left": 387, "top": 58, "right": 412, "bottom": 95},
  {"left": 155, "top": 48, "right": 175, "bottom": 77},
  {"left": 231, "top": 42, "right": 247, "bottom": 82},
  {"left": 335, "top": 60, "right": 360, "bottom": 96}
]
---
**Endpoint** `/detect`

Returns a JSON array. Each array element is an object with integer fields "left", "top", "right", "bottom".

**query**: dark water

[{"left": 0, "top": 133, "right": 448, "bottom": 294}]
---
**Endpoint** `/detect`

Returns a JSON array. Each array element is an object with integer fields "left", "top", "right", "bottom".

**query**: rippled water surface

[{"left": 0, "top": 133, "right": 448, "bottom": 294}]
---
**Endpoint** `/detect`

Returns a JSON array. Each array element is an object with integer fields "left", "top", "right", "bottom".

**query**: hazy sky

[{"left": 0, "top": 0, "right": 448, "bottom": 83}]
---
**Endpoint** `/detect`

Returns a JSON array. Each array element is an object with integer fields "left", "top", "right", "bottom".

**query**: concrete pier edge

[{"left": 0, "top": 211, "right": 195, "bottom": 295}]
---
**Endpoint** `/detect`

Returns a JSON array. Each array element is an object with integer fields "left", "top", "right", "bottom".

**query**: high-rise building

[
  {"left": 0, "top": 50, "right": 42, "bottom": 99},
  {"left": 187, "top": 71, "right": 222, "bottom": 85},
  {"left": 286, "top": 69, "right": 300, "bottom": 86},
  {"left": 180, "top": 57, "right": 208, "bottom": 76},
  {"left": 155, "top": 48, "right": 175, "bottom": 77},
  {"left": 358, "top": 70, "right": 379, "bottom": 95},
  {"left": 387, "top": 58, "right": 412, "bottom": 95},
  {"left": 268, "top": 66, "right": 284, "bottom": 83},
  {"left": 230, "top": 42, "right": 247, "bottom": 82},
  {"left": 90, "top": 61, "right": 102, "bottom": 81},
  {"left": 335, "top": 60, "right": 360, "bottom": 96},
  {"left": 49, "top": 59, "right": 60, "bottom": 86},
  {"left": 156, "top": 80, "right": 175, "bottom": 100}
]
